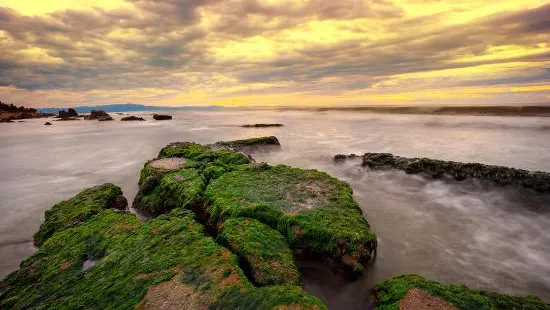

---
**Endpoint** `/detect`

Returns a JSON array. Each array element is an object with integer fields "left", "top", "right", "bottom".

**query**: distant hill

[{"left": 38, "top": 104, "right": 223, "bottom": 114}]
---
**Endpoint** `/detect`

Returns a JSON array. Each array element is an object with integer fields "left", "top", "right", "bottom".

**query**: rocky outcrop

[
  {"left": 215, "top": 136, "right": 281, "bottom": 153},
  {"left": 153, "top": 114, "right": 172, "bottom": 120},
  {"left": 241, "top": 124, "right": 283, "bottom": 128},
  {"left": 59, "top": 108, "right": 79, "bottom": 118},
  {"left": 84, "top": 110, "right": 113, "bottom": 121},
  {"left": 139, "top": 138, "right": 376, "bottom": 276},
  {"left": 121, "top": 116, "right": 145, "bottom": 121},
  {"left": 1, "top": 184, "right": 325, "bottom": 310},
  {"left": 361, "top": 153, "right": 550, "bottom": 193}
]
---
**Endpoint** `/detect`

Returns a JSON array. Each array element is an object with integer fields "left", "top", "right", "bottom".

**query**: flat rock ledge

[{"left": 340, "top": 152, "right": 550, "bottom": 193}]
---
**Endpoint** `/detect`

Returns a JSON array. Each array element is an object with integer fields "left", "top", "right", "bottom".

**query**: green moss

[
  {"left": 33, "top": 183, "right": 125, "bottom": 247},
  {"left": 158, "top": 142, "right": 251, "bottom": 169},
  {"left": 133, "top": 168, "right": 205, "bottom": 216},
  {"left": 219, "top": 218, "right": 300, "bottom": 286},
  {"left": 1, "top": 185, "right": 325, "bottom": 310},
  {"left": 205, "top": 165, "right": 376, "bottom": 274},
  {"left": 375, "top": 275, "right": 550, "bottom": 310},
  {"left": 213, "top": 285, "right": 327, "bottom": 310},
  {"left": 204, "top": 164, "right": 227, "bottom": 181}
]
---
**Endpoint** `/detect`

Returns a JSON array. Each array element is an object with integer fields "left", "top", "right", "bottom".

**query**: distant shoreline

[{"left": 278, "top": 105, "right": 550, "bottom": 117}]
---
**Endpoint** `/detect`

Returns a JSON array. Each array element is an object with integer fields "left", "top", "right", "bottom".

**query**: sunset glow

[{"left": 1, "top": 0, "right": 549, "bottom": 107}]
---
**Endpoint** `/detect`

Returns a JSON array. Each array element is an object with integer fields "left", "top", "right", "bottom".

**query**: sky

[{"left": 0, "top": 0, "right": 549, "bottom": 108}]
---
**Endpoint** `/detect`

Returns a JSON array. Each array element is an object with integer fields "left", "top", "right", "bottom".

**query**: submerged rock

[
  {"left": 153, "top": 114, "right": 172, "bottom": 120},
  {"left": 0, "top": 184, "right": 325, "bottom": 310},
  {"left": 375, "top": 275, "right": 549, "bottom": 310},
  {"left": 241, "top": 124, "right": 283, "bottom": 128},
  {"left": 121, "top": 116, "right": 145, "bottom": 121},
  {"left": 361, "top": 153, "right": 550, "bottom": 193}
]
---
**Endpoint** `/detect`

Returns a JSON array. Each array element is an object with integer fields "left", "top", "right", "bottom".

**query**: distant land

[
  {"left": 38, "top": 103, "right": 224, "bottom": 114},
  {"left": 279, "top": 105, "right": 550, "bottom": 117}
]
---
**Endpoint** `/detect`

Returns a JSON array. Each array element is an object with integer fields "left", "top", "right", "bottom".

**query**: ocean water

[{"left": 1, "top": 109, "right": 549, "bottom": 308}]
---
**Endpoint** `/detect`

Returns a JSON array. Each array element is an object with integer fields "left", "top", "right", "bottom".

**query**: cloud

[{"left": 0, "top": 1, "right": 549, "bottom": 106}]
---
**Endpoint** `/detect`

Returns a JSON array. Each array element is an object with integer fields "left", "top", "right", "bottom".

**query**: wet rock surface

[{"left": 360, "top": 152, "right": 550, "bottom": 193}]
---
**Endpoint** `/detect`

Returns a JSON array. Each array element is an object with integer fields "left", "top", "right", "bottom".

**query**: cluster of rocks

[
  {"left": 1, "top": 138, "right": 549, "bottom": 310},
  {"left": 335, "top": 152, "right": 550, "bottom": 193}
]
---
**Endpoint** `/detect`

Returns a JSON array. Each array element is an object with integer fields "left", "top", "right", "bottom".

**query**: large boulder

[
  {"left": 205, "top": 164, "right": 376, "bottom": 275},
  {"left": 0, "top": 185, "right": 325, "bottom": 310},
  {"left": 137, "top": 138, "right": 376, "bottom": 275}
]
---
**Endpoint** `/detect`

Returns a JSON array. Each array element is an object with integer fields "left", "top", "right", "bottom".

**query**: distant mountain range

[{"left": 38, "top": 104, "right": 224, "bottom": 113}]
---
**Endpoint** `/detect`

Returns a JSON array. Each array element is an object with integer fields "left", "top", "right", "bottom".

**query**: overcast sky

[{"left": 0, "top": 0, "right": 549, "bottom": 107}]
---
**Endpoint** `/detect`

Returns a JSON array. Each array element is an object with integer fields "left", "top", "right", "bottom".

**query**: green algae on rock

[
  {"left": 219, "top": 217, "right": 300, "bottom": 286},
  {"left": 1, "top": 186, "right": 326, "bottom": 310},
  {"left": 362, "top": 152, "right": 550, "bottom": 193},
  {"left": 133, "top": 167, "right": 205, "bottom": 216},
  {"left": 375, "top": 275, "right": 550, "bottom": 310},
  {"left": 205, "top": 164, "right": 377, "bottom": 275},
  {"left": 33, "top": 183, "right": 127, "bottom": 247}
]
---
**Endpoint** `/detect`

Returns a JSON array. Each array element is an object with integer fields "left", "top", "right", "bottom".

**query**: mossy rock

[
  {"left": 33, "top": 183, "right": 127, "bottom": 247},
  {"left": 158, "top": 142, "right": 252, "bottom": 168},
  {"left": 219, "top": 218, "right": 300, "bottom": 286},
  {"left": 205, "top": 164, "right": 377, "bottom": 275},
  {"left": 375, "top": 275, "right": 550, "bottom": 310},
  {"left": 133, "top": 168, "right": 206, "bottom": 216},
  {"left": 1, "top": 186, "right": 326, "bottom": 310}
]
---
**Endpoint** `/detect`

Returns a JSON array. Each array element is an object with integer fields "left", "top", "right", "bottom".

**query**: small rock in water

[
  {"left": 121, "top": 116, "right": 145, "bottom": 121},
  {"left": 153, "top": 114, "right": 172, "bottom": 120},
  {"left": 44, "top": 122, "right": 52, "bottom": 126}
]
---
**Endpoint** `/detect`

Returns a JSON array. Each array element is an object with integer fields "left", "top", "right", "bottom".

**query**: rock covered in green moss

[
  {"left": 133, "top": 167, "right": 205, "bottom": 216},
  {"left": 206, "top": 164, "right": 376, "bottom": 275},
  {"left": 362, "top": 153, "right": 550, "bottom": 193},
  {"left": 1, "top": 185, "right": 326, "bottom": 310},
  {"left": 33, "top": 183, "right": 127, "bottom": 247},
  {"left": 375, "top": 275, "right": 550, "bottom": 310},
  {"left": 219, "top": 218, "right": 300, "bottom": 286}
]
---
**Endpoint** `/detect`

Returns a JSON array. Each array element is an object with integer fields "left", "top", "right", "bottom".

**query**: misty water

[{"left": 1, "top": 109, "right": 550, "bottom": 308}]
